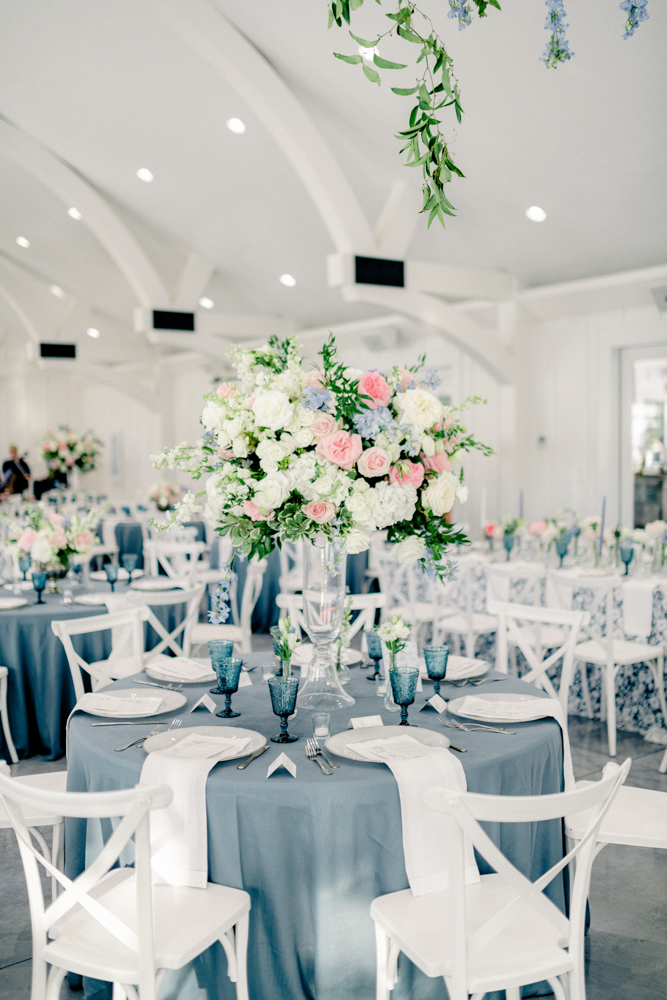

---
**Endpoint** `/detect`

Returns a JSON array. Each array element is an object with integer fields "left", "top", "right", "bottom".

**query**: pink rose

[
  {"left": 58, "top": 441, "right": 67, "bottom": 451},
  {"left": 216, "top": 382, "right": 238, "bottom": 400},
  {"left": 42, "top": 442, "right": 50, "bottom": 451},
  {"left": 304, "top": 370, "right": 325, "bottom": 388},
  {"left": 397, "top": 367, "right": 415, "bottom": 391},
  {"left": 48, "top": 513, "right": 65, "bottom": 526},
  {"left": 315, "top": 430, "right": 363, "bottom": 471},
  {"left": 242, "top": 500, "right": 275, "bottom": 522},
  {"left": 484, "top": 522, "right": 497, "bottom": 538},
  {"left": 357, "top": 371, "right": 391, "bottom": 411},
  {"left": 310, "top": 413, "right": 338, "bottom": 439},
  {"left": 50, "top": 531, "right": 67, "bottom": 549},
  {"left": 218, "top": 446, "right": 235, "bottom": 459},
  {"left": 528, "top": 520, "right": 547, "bottom": 535},
  {"left": 357, "top": 447, "right": 391, "bottom": 479},
  {"left": 76, "top": 531, "right": 94, "bottom": 548},
  {"left": 18, "top": 529, "right": 36, "bottom": 552},
  {"left": 389, "top": 460, "right": 425, "bottom": 489},
  {"left": 420, "top": 452, "right": 451, "bottom": 474},
  {"left": 65, "top": 456, "right": 74, "bottom": 466},
  {"left": 303, "top": 499, "right": 336, "bottom": 524},
  {"left": 241, "top": 392, "right": 257, "bottom": 411}
]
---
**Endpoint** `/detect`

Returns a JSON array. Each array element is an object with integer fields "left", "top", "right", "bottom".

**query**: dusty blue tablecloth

[{"left": 66, "top": 663, "right": 565, "bottom": 1000}]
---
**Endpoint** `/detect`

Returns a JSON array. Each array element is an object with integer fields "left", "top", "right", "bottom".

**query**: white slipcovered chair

[
  {"left": 51, "top": 607, "right": 151, "bottom": 699},
  {"left": 433, "top": 555, "right": 498, "bottom": 657}
]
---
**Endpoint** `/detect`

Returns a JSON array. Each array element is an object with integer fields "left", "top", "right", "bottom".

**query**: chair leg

[
  {"left": 578, "top": 662, "right": 594, "bottom": 719},
  {"left": 0, "top": 669, "right": 19, "bottom": 764},
  {"left": 509, "top": 645, "right": 518, "bottom": 677},
  {"left": 45, "top": 965, "right": 67, "bottom": 1000},
  {"left": 51, "top": 821, "right": 64, "bottom": 901},
  {"left": 659, "top": 746, "right": 667, "bottom": 774},
  {"left": 234, "top": 913, "right": 250, "bottom": 1000},
  {"left": 31, "top": 956, "right": 48, "bottom": 1000},
  {"left": 605, "top": 665, "right": 617, "bottom": 758},
  {"left": 505, "top": 989, "right": 521, "bottom": 1000},
  {"left": 374, "top": 923, "right": 391, "bottom": 1000}
]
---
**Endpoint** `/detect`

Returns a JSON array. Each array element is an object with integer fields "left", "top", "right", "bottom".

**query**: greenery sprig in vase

[{"left": 274, "top": 615, "right": 299, "bottom": 679}]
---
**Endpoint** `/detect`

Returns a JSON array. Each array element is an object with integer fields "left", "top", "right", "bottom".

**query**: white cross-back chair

[
  {"left": 371, "top": 759, "right": 631, "bottom": 1000},
  {"left": 490, "top": 602, "right": 589, "bottom": 713},
  {"left": 1, "top": 665, "right": 18, "bottom": 763},
  {"left": 376, "top": 554, "right": 443, "bottom": 648},
  {"left": 549, "top": 572, "right": 666, "bottom": 757},
  {"left": 124, "top": 585, "right": 207, "bottom": 662},
  {"left": 0, "top": 772, "right": 251, "bottom": 1000},
  {"left": 433, "top": 556, "right": 498, "bottom": 657},
  {"left": 189, "top": 560, "right": 267, "bottom": 656},
  {"left": 143, "top": 540, "right": 207, "bottom": 586},
  {"left": 485, "top": 563, "right": 564, "bottom": 669},
  {"left": 51, "top": 607, "right": 151, "bottom": 701},
  {"left": 276, "top": 592, "right": 386, "bottom": 648}
]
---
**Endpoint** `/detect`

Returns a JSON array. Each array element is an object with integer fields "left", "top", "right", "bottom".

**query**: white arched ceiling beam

[
  {"left": 373, "top": 183, "right": 423, "bottom": 259},
  {"left": 171, "top": 254, "right": 214, "bottom": 308},
  {"left": 0, "top": 118, "right": 169, "bottom": 308},
  {"left": 341, "top": 283, "right": 512, "bottom": 385},
  {"left": 35, "top": 358, "right": 159, "bottom": 411},
  {"left": 143, "top": 0, "right": 375, "bottom": 255},
  {"left": 0, "top": 279, "right": 39, "bottom": 343}
]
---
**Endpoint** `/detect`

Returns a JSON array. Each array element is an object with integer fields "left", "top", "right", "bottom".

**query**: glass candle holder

[
  {"left": 389, "top": 666, "right": 420, "bottom": 726},
  {"left": 312, "top": 712, "right": 330, "bottom": 738},
  {"left": 213, "top": 656, "right": 244, "bottom": 718},
  {"left": 104, "top": 563, "right": 119, "bottom": 593},
  {"left": 32, "top": 570, "right": 47, "bottom": 605},
  {"left": 268, "top": 675, "right": 300, "bottom": 743},
  {"left": 365, "top": 630, "right": 383, "bottom": 682},
  {"left": 208, "top": 639, "right": 235, "bottom": 693},
  {"left": 423, "top": 645, "right": 449, "bottom": 696}
]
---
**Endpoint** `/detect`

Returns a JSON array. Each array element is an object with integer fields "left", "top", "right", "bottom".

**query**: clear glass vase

[{"left": 296, "top": 536, "right": 355, "bottom": 710}]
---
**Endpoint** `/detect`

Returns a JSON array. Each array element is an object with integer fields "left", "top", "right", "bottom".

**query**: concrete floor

[{"left": 2, "top": 715, "right": 667, "bottom": 999}]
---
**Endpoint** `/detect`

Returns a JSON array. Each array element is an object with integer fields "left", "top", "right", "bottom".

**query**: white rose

[
  {"left": 645, "top": 520, "right": 667, "bottom": 538},
  {"left": 455, "top": 484, "right": 468, "bottom": 504},
  {"left": 420, "top": 435, "right": 436, "bottom": 457},
  {"left": 449, "top": 450, "right": 463, "bottom": 469},
  {"left": 31, "top": 532, "right": 54, "bottom": 565},
  {"left": 254, "top": 471, "right": 291, "bottom": 510},
  {"left": 297, "top": 406, "right": 316, "bottom": 427},
  {"left": 421, "top": 472, "right": 458, "bottom": 517},
  {"left": 293, "top": 427, "right": 314, "bottom": 448},
  {"left": 632, "top": 528, "right": 647, "bottom": 544},
  {"left": 279, "top": 434, "right": 297, "bottom": 456},
  {"left": 201, "top": 402, "right": 225, "bottom": 433},
  {"left": 541, "top": 524, "right": 559, "bottom": 544},
  {"left": 344, "top": 366, "right": 364, "bottom": 380},
  {"left": 395, "top": 388, "right": 443, "bottom": 432},
  {"left": 394, "top": 536, "right": 427, "bottom": 564},
  {"left": 345, "top": 528, "right": 372, "bottom": 554},
  {"left": 252, "top": 390, "right": 294, "bottom": 431},
  {"left": 232, "top": 436, "right": 248, "bottom": 458}
]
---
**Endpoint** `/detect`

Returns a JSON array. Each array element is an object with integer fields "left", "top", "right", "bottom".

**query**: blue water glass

[
  {"left": 213, "top": 656, "right": 243, "bottom": 718},
  {"left": 208, "top": 639, "right": 235, "bottom": 693},
  {"left": 121, "top": 553, "right": 138, "bottom": 584},
  {"left": 423, "top": 645, "right": 449, "bottom": 696},
  {"left": 503, "top": 534, "right": 515, "bottom": 561},
  {"left": 389, "top": 666, "right": 420, "bottom": 727},
  {"left": 32, "top": 570, "right": 47, "bottom": 605},
  {"left": 555, "top": 536, "right": 569, "bottom": 568},
  {"left": 104, "top": 563, "right": 119, "bottom": 592},
  {"left": 620, "top": 542, "right": 634, "bottom": 576},
  {"left": 18, "top": 556, "right": 31, "bottom": 581},
  {"left": 365, "top": 630, "right": 383, "bottom": 682},
  {"left": 268, "top": 675, "right": 300, "bottom": 743}
]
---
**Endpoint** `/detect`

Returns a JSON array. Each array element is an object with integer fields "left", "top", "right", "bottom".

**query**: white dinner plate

[
  {"left": 0, "top": 596, "right": 28, "bottom": 611},
  {"left": 291, "top": 644, "right": 362, "bottom": 667},
  {"left": 419, "top": 655, "right": 488, "bottom": 681},
  {"left": 81, "top": 687, "right": 187, "bottom": 718},
  {"left": 89, "top": 568, "right": 145, "bottom": 582},
  {"left": 146, "top": 658, "right": 216, "bottom": 684},
  {"left": 130, "top": 577, "right": 182, "bottom": 592},
  {"left": 447, "top": 692, "right": 548, "bottom": 724},
  {"left": 73, "top": 593, "right": 109, "bottom": 606},
  {"left": 3, "top": 581, "right": 33, "bottom": 591},
  {"left": 326, "top": 725, "right": 451, "bottom": 762},
  {"left": 143, "top": 725, "right": 266, "bottom": 760}
]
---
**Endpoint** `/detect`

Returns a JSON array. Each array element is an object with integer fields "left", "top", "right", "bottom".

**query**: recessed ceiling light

[
  {"left": 67, "top": 206, "right": 82, "bottom": 220},
  {"left": 226, "top": 118, "right": 246, "bottom": 134},
  {"left": 49, "top": 284, "right": 65, "bottom": 298},
  {"left": 525, "top": 205, "right": 547, "bottom": 222},
  {"left": 86, "top": 327, "right": 101, "bottom": 339},
  {"left": 136, "top": 167, "right": 154, "bottom": 183},
  {"left": 279, "top": 274, "right": 296, "bottom": 287},
  {"left": 198, "top": 296, "right": 214, "bottom": 309},
  {"left": 15, "top": 236, "right": 30, "bottom": 248}
]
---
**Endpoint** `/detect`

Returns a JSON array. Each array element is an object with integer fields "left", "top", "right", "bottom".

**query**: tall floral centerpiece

[
  {"left": 41, "top": 428, "right": 101, "bottom": 490},
  {"left": 1, "top": 504, "right": 102, "bottom": 590},
  {"left": 148, "top": 482, "right": 180, "bottom": 512},
  {"left": 152, "top": 334, "right": 491, "bottom": 708}
]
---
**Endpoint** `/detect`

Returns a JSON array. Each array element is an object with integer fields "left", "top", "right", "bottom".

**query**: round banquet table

[
  {"left": 66, "top": 659, "right": 566, "bottom": 1000},
  {"left": 0, "top": 583, "right": 188, "bottom": 762}
]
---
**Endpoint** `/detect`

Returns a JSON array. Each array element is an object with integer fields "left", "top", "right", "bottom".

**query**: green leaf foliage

[
  {"left": 363, "top": 63, "right": 381, "bottom": 84},
  {"left": 334, "top": 51, "right": 363, "bottom": 64}
]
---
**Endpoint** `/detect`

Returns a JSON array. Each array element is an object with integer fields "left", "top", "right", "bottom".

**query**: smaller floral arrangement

[
  {"left": 376, "top": 613, "right": 414, "bottom": 668},
  {"left": 273, "top": 616, "right": 299, "bottom": 678},
  {"left": 148, "top": 482, "right": 181, "bottom": 511},
  {"left": 41, "top": 428, "right": 101, "bottom": 475},
  {"left": 1, "top": 503, "right": 103, "bottom": 568}
]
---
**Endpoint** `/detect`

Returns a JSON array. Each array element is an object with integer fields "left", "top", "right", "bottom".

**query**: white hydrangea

[
  {"left": 201, "top": 402, "right": 226, "bottom": 433},
  {"left": 394, "top": 536, "right": 427, "bottom": 563},
  {"left": 375, "top": 431, "right": 401, "bottom": 463},
  {"left": 372, "top": 482, "right": 417, "bottom": 530}
]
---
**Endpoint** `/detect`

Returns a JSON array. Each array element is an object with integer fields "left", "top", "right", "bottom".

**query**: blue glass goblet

[
  {"left": 121, "top": 553, "right": 138, "bottom": 585},
  {"left": 620, "top": 542, "right": 634, "bottom": 576},
  {"left": 390, "top": 666, "right": 420, "bottom": 726},
  {"left": 268, "top": 675, "right": 299, "bottom": 743},
  {"left": 503, "top": 534, "right": 515, "bottom": 561},
  {"left": 208, "top": 639, "right": 235, "bottom": 694},
  {"left": 365, "top": 630, "right": 383, "bottom": 681},
  {"left": 18, "top": 556, "right": 31, "bottom": 581},
  {"left": 213, "top": 656, "right": 243, "bottom": 718},
  {"left": 423, "top": 645, "right": 450, "bottom": 697},
  {"left": 555, "top": 536, "right": 569, "bottom": 568},
  {"left": 32, "top": 570, "right": 47, "bottom": 605},
  {"left": 104, "top": 563, "right": 118, "bottom": 593}
]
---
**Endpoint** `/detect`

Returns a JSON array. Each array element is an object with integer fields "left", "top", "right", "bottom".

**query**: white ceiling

[{"left": 0, "top": 0, "right": 665, "bottom": 357}]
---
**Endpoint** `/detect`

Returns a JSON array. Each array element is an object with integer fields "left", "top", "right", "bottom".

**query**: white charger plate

[
  {"left": 81, "top": 687, "right": 187, "bottom": 718},
  {"left": 89, "top": 568, "right": 145, "bottom": 582},
  {"left": 292, "top": 644, "right": 362, "bottom": 667},
  {"left": 326, "top": 725, "right": 451, "bottom": 762},
  {"left": 143, "top": 725, "right": 266, "bottom": 760},
  {"left": 3, "top": 581, "right": 33, "bottom": 591},
  {"left": 0, "top": 596, "right": 28, "bottom": 611},
  {"left": 74, "top": 593, "right": 109, "bottom": 606},
  {"left": 146, "top": 658, "right": 215, "bottom": 684},
  {"left": 447, "top": 692, "right": 548, "bottom": 724},
  {"left": 419, "top": 655, "right": 488, "bottom": 681},
  {"left": 130, "top": 578, "right": 181, "bottom": 592}
]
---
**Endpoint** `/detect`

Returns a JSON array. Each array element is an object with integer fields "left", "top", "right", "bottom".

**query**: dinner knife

[{"left": 237, "top": 744, "right": 269, "bottom": 769}]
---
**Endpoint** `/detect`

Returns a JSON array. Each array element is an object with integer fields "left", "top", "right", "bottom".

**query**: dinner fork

[
  {"left": 115, "top": 724, "right": 162, "bottom": 752},
  {"left": 312, "top": 738, "right": 339, "bottom": 769},
  {"left": 441, "top": 716, "right": 515, "bottom": 735},
  {"left": 134, "top": 680, "right": 183, "bottom": 692},
  {"left": 167, "top": 718, "right": 182, "bottom": 732},
  {"left": 306, "top": 739, "right": 332, "bottom": 775}
]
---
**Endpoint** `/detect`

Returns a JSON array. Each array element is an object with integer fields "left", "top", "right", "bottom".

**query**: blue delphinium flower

[
  {"left": 353, "top": 405, "right": 393, "bottom": 440},
  {"left": 303, "top": 386, "right": 332, "bottom": 411},
  {"left": 448, "top": 0, "right": 472, "bottom": 29},
  {"left": 620, "top": 0, "right": 648, "bottom": 39},
  {"left": 208, "top": 568, "right": 237, "bottom": 624},
  {"left": 202, "top": 429, "right": 217, "bottom": 449},
  {"left": 420, "top": 369, "right": 442, "bottom": 390},
  {"left": 541, "top": 0, "right": 573, "bottom": 68}
]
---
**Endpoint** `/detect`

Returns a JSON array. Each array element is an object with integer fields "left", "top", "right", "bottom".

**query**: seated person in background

[{"left": 2, "top": 445, "right": 30, "bottom": 495}]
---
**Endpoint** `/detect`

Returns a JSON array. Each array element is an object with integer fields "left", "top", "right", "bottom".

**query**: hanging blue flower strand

[
  {"left": 541, "top": 0, "right": 573, "bottom": 68},
  {"left": 208, "top": 565, "right": 237, "bottom": 624},
  {"left": 448, "top": 1, "right": 473, "bottom": 30},
  {"left": 620, "top": 1, "right": 649, "bottom": 39}
]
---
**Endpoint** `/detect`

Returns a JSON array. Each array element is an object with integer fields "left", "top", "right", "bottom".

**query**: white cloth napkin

[
  {"left": 350, "top": 736, "right": 480, "bottom": 896},
  {"left": 419, "top": 655, "right": 486, "bottom": 680},
  {"left": 622, "top": 579, "right": 656, "bottom": 639},
  {"left": 76, "top": 692, "right": 163, "bottom": 716},
  {"left": 140, "top": 735, "right": 252, "bottom": 887},
  {"left": 149, "top": 657, "right": 214, "bottom": 682}
]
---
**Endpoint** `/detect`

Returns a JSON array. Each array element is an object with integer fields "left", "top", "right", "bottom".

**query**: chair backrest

[
  {"left": 0, "top": 771, "right": 172, "bottom": 1000},
  {"left": 51, "top": 607, "right": 150, "bottom": 700},
  {"left": 143, "top": 540, "right": 206, "bottom": 585},
  {"left": 424, "top": 759, "right": 631, "bottom": 1000},
  {"left": 375, "top": 555, "right": 440, "bottom": 624},
  {"left": 547, "top": 571, "right": 618, "bottom": 662},
  {"left": 276, "top": 591, "right": 386, "bottom": 643},
  {"left": 484, "top": 562, "right": 545, "bottom": 609},
  {"left": 239, "top": 559, "right": 267, "bottom": 644},
  {"left": 489, "top": 601, "right": 589, "bottom": 713},
  {"left": 124, "top": 584, "right": 206, "bottom": 660}
]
